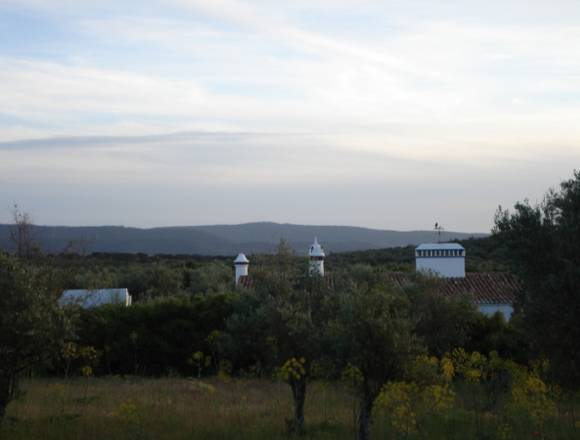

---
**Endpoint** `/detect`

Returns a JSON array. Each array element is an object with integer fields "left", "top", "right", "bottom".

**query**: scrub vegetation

[{"left": 0, "top": 170, "right": 579, "bottom": 440}]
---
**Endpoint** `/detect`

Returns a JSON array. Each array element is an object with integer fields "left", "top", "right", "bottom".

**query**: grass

[
  {"left": 2, "top": 377, "right": 357, "bottom": 440},
  {"left": 1, "top": 377, "right": 579, "bottom": 439}
]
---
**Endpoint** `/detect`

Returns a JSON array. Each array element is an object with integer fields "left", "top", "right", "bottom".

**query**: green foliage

[
  {"left": 493, "top": 170, "right": 580, "bottom": 387},
  {"left": 328, "top": 266, "right": 423, "bottom": 440},
  {"left": 47, "top": 254, "right": 234, "bottom": 302},
  {"left": 405, "top": 274, "right": 480, "bottom": 357},
  {"left": 75, "top": 294, "right": 238, "bottom": 376},
  {"left": 0, "top": 253, "right": 72, "bottom": 419},
  {"left": 327, "top": 246, "right": 415, "bottom": 271},
  {"left": 465, "top": 312, "right": 529, "bottom": 363}
]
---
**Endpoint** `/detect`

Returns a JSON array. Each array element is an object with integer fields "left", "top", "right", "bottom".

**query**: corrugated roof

[
  {"left": 386, "top": 272, "right": 520, "bottom": 305},
  {"left": 60, "top": 288, "right": 131, "bottom": 308}
]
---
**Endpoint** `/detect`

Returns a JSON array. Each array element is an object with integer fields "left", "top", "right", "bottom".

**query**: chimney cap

[
  {"left": 234, "top": 253, "right": 249, "bottom": 264},
  {"left": 309, "top": 237, "right": 325, "bottom": 257}
]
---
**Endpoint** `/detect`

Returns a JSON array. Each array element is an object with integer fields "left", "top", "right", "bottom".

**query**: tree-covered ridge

[{"left": 0, "top": 222, "right": 485, "bottom": 256}]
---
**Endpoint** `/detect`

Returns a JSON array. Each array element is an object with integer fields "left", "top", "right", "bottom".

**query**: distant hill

[{"left": 0, "top": 222, "right": 486, "bottom": 256}]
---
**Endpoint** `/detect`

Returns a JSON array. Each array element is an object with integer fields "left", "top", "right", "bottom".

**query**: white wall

[
  {"left": 416, "top": 257, "right": 465, "bottom": 278},
  {"left": 309, "top": 259, "right": 324, "bottom": 277},
  {"left": 235, "top": 264, "right": 249, "bottom": 285},
  {"left": 478, "top": 304, "right": 513, "bottom": 320}
]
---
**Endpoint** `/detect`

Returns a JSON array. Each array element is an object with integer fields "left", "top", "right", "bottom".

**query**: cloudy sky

[{"left": 1, "top": 0, "right": 579, "bottom": 232}]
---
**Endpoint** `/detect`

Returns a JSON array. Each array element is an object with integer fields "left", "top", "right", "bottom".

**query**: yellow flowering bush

[
  {"left": 508, "top": 372, "right": 557, "bottom": 433},
  {"left": 421, "top": 384, "right": 455, "bottom": 413},
  {"left": 374, "top": 355, "right": 457, "bottom": 437},
  {"left": 375, "top": 382, "right": 418, "bottom": 435},
  {"left": 408, "top": 354, "right": 455, "bottom": 385},
  {"left": 188, "top": 351, "right": 211, "bottom": 378},
  {"left": 441, "top": 355, "right": 455, "bottom": 383},
  {"left": 280, "top": 357, "right": 306, "bottom": 382},
  {"left": 80, "top": 365, "right": 93, "bottom": 378},
  {"left": 450, "top": 348, "right": 487, "bottom": 384},
  {"left": 61, "top": 342, "right": 77, "bottom": 361},
  {"left": 61, "top": 343, "right": 101, "bottom": 377}
]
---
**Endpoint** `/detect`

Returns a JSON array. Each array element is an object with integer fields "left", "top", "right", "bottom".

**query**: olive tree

[
  {"left": 0, "top": 253, "right": 70, "bottom": 420},
  {"left": 493, "top": 170, "right": 580, "bottom": 387},
  {"left": 222, "top": 239, "right": 333, "bottom": 434},
  {"left": 329, "top": 266, "right": 423, "bottom": 440}
]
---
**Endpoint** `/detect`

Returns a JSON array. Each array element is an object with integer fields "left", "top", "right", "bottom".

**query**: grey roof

[
  {"left": 59, "top": 288, "right": 131, "bottom": 308},
  {"left": 416, "top": 243, "right": 465, "bottom": 250}
]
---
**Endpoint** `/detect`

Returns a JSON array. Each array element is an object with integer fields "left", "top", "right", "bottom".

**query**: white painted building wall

[
  {"left": 234, "top": 253, "right": 249, "bottom": 285},
  {"left": 478, "top": 304, "right": 514, "bottom": 320},
  {"left": 309, "top": 237, "right": 325, "bottom": 277},
  {"left": 415, "top": 243, "right": 465, "bottom": 278}
]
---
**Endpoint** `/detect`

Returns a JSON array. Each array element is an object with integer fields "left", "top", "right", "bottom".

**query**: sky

[{"left": 1, "top": 0, "right": 579, "bottom": 232}]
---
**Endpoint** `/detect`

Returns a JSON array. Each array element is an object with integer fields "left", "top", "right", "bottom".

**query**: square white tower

[{"left": 415, "top": 243, "right": 465, "bottom": 278}]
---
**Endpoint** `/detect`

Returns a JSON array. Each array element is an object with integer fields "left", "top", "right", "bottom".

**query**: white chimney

[
  {"left": 415, "top": 243, "right": 465, "bottom": 278},
  {"left": 308, "top": 237, "right": 325, "bottom": 277},
  {"left": 234, "top": 253, "right": 249, "bottom": 285}
]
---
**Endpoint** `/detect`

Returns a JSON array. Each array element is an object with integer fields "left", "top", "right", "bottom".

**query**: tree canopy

[
  {"left": 0, "top": 253, "right": 71, "bottom": 419},
  {"left": 493, "top": 170, "right": 580, "bottom": 387}
]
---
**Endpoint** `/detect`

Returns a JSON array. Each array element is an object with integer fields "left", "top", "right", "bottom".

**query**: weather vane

[{"left": 434, "top": 222, "right": 444, "bottom": 243}]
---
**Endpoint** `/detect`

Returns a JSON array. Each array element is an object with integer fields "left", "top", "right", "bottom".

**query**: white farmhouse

[
  {"left": 231, "top": 237, "right": 518, "bottom": 320},
  {"left": 59, "top": 288, "right": 132, "bottom": 308},
  {"left": 412, "top": 242, "right": 517, "bottom": 319}
]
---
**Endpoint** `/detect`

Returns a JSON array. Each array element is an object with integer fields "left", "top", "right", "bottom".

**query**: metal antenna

[{"left": 434, "top": 222, "right": 444, "bottom": 243}]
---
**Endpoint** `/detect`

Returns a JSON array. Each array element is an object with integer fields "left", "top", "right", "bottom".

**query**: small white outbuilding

[{"left": 59, "top": 288, "right": 132, "bottom": 308}]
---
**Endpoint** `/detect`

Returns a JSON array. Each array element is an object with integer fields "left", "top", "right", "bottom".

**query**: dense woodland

[{"left": 1, "top": 170, "right": 579, "bottom": 440}]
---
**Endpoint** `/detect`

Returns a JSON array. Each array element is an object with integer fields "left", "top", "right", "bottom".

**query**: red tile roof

[
  {"left": 237, "top": 275, "right": 253, "bottom": 288},
  {"left": 237, "top": 272, "right": 520, "bottom": 305},
  {"left": 236, "top": 274, "right": 334, "bottom": 289},
  {"left": 386, "top": 272, "right": 520, "bottom": 305}
]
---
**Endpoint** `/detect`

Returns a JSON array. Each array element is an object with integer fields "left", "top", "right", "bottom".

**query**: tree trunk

[
  {"left": 357, "top": 393, "right": 374, "bottom": 440},
  {"left": 0, "top": 374, "right": 14, "bottom": 421},
  {"left": 288, "top": 379, "right": 307, "bottom": 434}
]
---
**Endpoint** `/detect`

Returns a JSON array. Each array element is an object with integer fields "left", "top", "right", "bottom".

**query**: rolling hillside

[{"left": 0, "top": 222, "right": 486, "bottom": 256}]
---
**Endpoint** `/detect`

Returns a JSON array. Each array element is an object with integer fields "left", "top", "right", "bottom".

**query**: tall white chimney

[
  {"left": 234, "top": 253, "right": 249, "bottom": 285},
  {"left": 309, "top": 237, "right": 325, "bottom": 277},
  {"left": 415, "top": 243, "right": 465, "bottom": 278}
]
